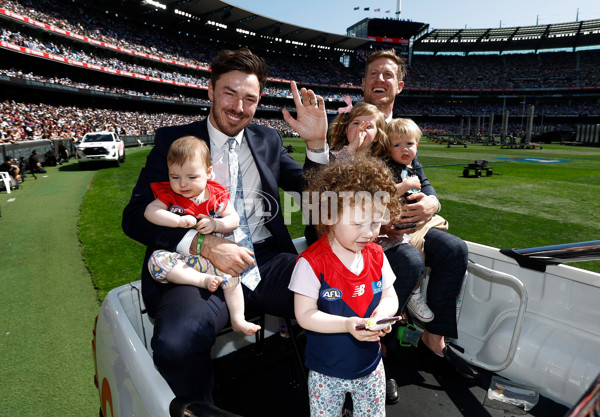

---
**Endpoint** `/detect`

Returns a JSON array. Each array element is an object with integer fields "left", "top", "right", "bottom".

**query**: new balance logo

[{"left": 352, "top": 284, "right": 365, "bottom": 297}]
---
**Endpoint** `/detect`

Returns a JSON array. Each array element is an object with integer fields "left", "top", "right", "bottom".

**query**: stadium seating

[{"left": 0, "top": 0, "right": 598, "bottom": 141}]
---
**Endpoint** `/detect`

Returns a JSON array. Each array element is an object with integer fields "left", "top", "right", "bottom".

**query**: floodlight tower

[
  {"left": 396, "top": 0, "right": 401, "bottom": 19},
  {"left": 525, "top": 105, "right": 535, "bottom": 144}
]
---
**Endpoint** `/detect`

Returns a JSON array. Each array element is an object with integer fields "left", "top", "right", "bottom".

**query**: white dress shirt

[{"left": 177, "top": 117, "right": 328, "bottom": 255}]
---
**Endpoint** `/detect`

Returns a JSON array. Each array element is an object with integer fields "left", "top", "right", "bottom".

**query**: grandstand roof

[
  {"left": 414, "top": 19, "right": 600, "bottom": 54},
  {"left": 139, "top": 0, "right": 371, "bottom": 54}
]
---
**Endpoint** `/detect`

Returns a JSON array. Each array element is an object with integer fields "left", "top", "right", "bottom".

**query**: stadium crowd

[
  {"left": 0, "top": 99, "right": 298, "bottom": 141},
  {"left": 2, "top": 95, "right": 581, "bottom": 142},
  {"left": 0, "top": 0, "right": 598, "bottom": 142},
  {"left": 2, "top": 0, "right": 600, "bottom": 90},
  {"left": 408, "top": 52, "right": 600, "bottom": 89}
]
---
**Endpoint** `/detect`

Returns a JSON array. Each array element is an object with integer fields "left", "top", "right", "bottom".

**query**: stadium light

[
  {"left": 236, "top": 28, "right": 256, "bottom": 36},
  {"left": 207, "top": 20, "right": 227, "bottom": 29},
  {"left": 144, "top": 0, "right": 166, "bottom": 10}
]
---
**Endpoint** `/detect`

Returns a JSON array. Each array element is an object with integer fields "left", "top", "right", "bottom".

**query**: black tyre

[
  {"left": 475, "top": 169, "right": 482, "bottom": 177},
  {"left": 463, "top": 169, "right": 469, "bottom": 177}
]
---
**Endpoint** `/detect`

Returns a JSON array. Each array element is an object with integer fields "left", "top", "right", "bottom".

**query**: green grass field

[
  {"left": 0, "top": 162, "right": 100, "bottom": 416},
  {"left": 83, "top": 140, "right": 600, "bottom": 302}
]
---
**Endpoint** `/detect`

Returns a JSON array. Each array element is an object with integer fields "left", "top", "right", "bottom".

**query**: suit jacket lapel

[
  {"left": 245, "top": 127, "right": 278, "bottom": 197},
  {"left": 197, "top": 118, "right": 210, "bottom": 149}
]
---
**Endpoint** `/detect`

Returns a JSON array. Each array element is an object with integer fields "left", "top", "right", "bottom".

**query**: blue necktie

[{"left": 227, "top": 138, "right": 261, "bottom": 290}]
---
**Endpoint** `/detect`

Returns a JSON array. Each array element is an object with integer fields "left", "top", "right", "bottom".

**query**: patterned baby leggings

[
  {"left": 148, "top": 249, "right": 239, "bottom": 288},
  {"left": 308, "top": 359, "right": 386, "bottom": 416}
]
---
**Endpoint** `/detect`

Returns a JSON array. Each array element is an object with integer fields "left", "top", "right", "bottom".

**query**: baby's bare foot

[
  {"left": 232, "top": 319, "right": 261, "bottom": 336},
  {"left": 204, "top": 275, "right": 223, "bottom": 292}
]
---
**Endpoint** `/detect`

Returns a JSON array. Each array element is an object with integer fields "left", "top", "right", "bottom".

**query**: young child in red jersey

[
  {"left": 145, "top": 135, "right": 259, "bottom": 335},
  {"left": 289, "top": 155, "right": 402, "bottom": 416}
]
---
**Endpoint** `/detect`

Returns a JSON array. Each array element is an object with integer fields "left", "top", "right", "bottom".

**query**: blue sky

[{"left": 226, "top": 0, "right": 600, "bottom": 34}]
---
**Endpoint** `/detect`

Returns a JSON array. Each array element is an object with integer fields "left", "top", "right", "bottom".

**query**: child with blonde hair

[
  {"left": 305, "top": 101, "right": 389, "bottom": 246},
  {"left": 372, "top": 118, "right": 449, "bottom": 323}
]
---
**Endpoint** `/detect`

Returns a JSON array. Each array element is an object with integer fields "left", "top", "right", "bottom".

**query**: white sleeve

[
  {"left": 305, "top": 143, "right": 329, "bottom": 164},
  {"left": 381, "top": 254, "right": 396, "bottom": 289},
  {"left": 288, "top": 257, "right": 321, "bottom": 300},
  {"left": 176, "top": 229, "right": 198, "bottom": 256}
]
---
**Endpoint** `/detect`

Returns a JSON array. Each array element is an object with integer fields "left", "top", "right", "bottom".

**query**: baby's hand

[
  {"left": 179, "top": 215, "right": 197, "bottom": 228},
  {"left": 196, "top": 214, "right": 217, "bottom": 234},
  {"left": 404, "top": 176, "right": 421, "bottom": 191}
]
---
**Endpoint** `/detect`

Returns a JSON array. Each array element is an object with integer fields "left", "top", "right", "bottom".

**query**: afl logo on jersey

[
  {"left": 170, "top": 206, "right": 185, "bottom": 215},
  {"left": 320, "top": 288, "right": 342, "bottom": 301}
]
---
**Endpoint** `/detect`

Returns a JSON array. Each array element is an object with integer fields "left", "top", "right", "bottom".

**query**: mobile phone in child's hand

[{"left": 355, "top": 316, "right": 401, "bottom": 331}]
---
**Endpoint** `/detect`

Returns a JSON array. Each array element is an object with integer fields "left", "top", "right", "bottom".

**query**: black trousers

[
  {"left": 385, "top": 228, "right": 468, "bottom": 338},
  {"left": 150, "top": 237, "right": 297, "bottom": 403}
]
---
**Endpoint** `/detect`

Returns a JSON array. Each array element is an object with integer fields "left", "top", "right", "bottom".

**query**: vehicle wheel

[
  {"left": 120, "top": 152, "right": 126, "bottom": 163},
  {"left": 475, "top": 169, "right": 482, "bottom": 177},
  {"left": 114, "top": 159, "right": 120, "bottom": 167},
  {"left": 486, "top": 169, "right": 493, "bottom": 177},
  {"left": 463, "top": 169, "right": 469, "bottom": 177}
]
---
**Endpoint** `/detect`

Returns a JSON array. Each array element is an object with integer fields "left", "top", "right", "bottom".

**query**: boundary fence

[{"left": 1, "top": 135, "right": 154, "bottom": 164}]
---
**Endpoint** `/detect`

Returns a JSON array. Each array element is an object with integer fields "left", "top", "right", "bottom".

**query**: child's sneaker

[{"left": 407, "top": 291, "right": 434, "bottom": 323}]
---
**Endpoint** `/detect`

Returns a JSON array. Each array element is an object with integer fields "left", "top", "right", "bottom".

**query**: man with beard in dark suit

[{"left": 122, "top": 48, "right": 328, "bottom": 404}]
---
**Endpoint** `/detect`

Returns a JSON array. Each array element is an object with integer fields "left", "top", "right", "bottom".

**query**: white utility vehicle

[
  {"left": 92, "top": 239, "right": 600, "bottom": 417},
  {"left": 78, "top": 131, "right": 125, "bottom": 168}
]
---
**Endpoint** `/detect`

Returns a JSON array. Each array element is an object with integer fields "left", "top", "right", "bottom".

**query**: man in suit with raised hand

[{"left": 122, "top": 48, "right": 328, "bottom": 404}]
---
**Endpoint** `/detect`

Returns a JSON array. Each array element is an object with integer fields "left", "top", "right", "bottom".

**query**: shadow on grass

[{"left": 58, "top": 161, "right": 120, "bottom": 171}]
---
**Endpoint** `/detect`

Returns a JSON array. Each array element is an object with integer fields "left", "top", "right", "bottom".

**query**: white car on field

[{"left": 78, "top": 131, "right": 125, "bottom": 168}]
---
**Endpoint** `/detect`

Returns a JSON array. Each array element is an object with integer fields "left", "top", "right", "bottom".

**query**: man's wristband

[{"left": 196, "top": 233, "right": 204, "bottom": 255}]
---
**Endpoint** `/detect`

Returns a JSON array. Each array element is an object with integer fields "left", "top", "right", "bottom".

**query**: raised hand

[{"left": 282, "top": 80, "right": 327, "bottom": 149}]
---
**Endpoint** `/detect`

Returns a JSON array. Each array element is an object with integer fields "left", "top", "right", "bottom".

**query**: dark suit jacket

[
  {"left": 412, "top": 154, "right": 437, "bottom": 200},
  {"left": 122, "top": 117, "right": 318, "bottom": 315}
]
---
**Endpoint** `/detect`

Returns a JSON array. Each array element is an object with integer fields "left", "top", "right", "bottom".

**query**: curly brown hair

[{"left": 304, "top": 154, "right": 402, "bottom": 237}]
